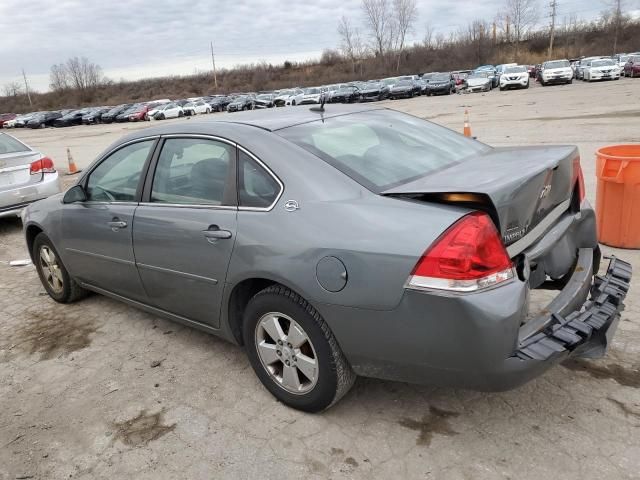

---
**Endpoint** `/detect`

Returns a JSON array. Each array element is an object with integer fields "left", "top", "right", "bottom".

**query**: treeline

[{"left": 1, "top": 14, "right": 638, "bottom": 114}]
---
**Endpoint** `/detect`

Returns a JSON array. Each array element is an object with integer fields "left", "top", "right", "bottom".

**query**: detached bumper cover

[{"left": 517, "top": 256, "right": 631, "bottom": 361}]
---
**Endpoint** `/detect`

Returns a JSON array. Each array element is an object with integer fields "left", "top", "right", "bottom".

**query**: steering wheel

[{"left": 92, "top": 185, "right": 116, "bottom": 202}]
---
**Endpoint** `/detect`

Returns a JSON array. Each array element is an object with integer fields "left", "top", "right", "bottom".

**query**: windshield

[
  {"left": 365, "top": 82, "right": 382, "bottom": 88},
  {"left": 592, "top": 59, "right": 615, "bottom": 67},
  {"left": 0, "top": 133, "right": 30, "bottom": 154},
  {"left": 257, "top": 94, "right": 272, "bottom": 100},
  {"left": 395, "top": 80, "right": 411, "bottom": 87},
  {"left": 619, "top": 55, "right": 629, "bottom": 62},
  {"left": 505, "top": 66, "right": 527, "bottom": 73},
  {"left": 278, "top": 110, "right": 490, "bottom": 192},
  {"left": 382, "top": 78, "right": 397, "bottom": 85},
  {"left": 469, "top": 72, "right": 488, "bottom": 79},
  {"left": 304, "top": 88, "right": 321, "bottom": 94},
  {"left": 278, "top": 90, "right": 294, "bottom": 96},
  {"left": 545, "top": 60, "right": 570, "bottom": 69},
  {"left": 431, "top": 73, "right": 450, "bottom": 81}
]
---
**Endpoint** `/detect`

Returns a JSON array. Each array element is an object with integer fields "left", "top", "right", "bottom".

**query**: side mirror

[{"left": 63, "top": 184, "right": 87, "bottom": 204}]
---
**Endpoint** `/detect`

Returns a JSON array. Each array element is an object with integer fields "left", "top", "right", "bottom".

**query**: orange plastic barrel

[{"left": 596, "top": 144, "right": 640, "bottom": 248}]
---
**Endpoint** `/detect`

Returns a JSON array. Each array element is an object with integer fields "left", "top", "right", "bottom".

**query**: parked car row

[{"left": 3, "top": 51, "right": 638, "bottom": 130}]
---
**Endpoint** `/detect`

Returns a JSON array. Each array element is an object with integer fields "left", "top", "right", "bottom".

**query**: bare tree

[
  {"left": 2, "top": 81, "right": 23, "bottom": 97},
  {"left": 423, "top": 23, "right": 435, "bottom": 49},
  {"left": 392, "top": 0, "right": 418, "bottom": 71},
  {"left": 505, "top": 0, "right": 539, "bottom": 60},
  {"left": 362, "top": 0, "right": 392, "bottom": 61},
  {"left": 65, "top": 56, "right": 104, "bottom": 91},
  {"left": 338, "top": 16, "right": 365, "bottom": 74},
  {"left": 466, "top": 20, "right": 491, "bottom": 65},
  {"left": 605, "top": 0, "right": 625, "bottom": 54},
  {"left": 49, "top": 63, "right": 69, "bottom": 91}
]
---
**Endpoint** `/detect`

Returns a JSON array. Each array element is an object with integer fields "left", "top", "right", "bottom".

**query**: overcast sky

[{"left": 0, "top": 0, "right": 625, "bottom": 92}]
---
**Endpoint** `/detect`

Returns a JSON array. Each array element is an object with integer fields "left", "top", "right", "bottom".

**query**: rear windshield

[
  {"left": 0, "top": 133, "right": 30, "bottom": 154},
  {"left": 278, "top": 110, "right": 490, "bottom": 192}
]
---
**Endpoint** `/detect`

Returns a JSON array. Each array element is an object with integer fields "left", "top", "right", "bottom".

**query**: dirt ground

[{"left": 2, "top": 79, "right": 640, "bottom": 480}]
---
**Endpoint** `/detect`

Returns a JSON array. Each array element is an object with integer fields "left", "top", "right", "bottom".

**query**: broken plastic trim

[{"left": 515, "top": 256, "right": 631, "bottom": 361}]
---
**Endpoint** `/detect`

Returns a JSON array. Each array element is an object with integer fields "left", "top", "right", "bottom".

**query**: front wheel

[
  {"left": 33, "top": 233, "right": 87, "bottom": 303},
  {"left": 243, "top": 286, "right": 355, "bottom": 412}
]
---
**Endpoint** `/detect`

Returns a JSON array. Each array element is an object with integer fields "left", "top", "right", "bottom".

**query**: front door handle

[
  {"left": 203, "top": 225, "right": 232, "bottom": 241},
  {"left": 107, "top": 219, "right": 127, "bottom": 230}
]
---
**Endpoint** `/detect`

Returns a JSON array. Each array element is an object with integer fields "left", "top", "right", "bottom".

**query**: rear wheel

[
  {"left": 33, "top": 233, "right": 87, "bottom": 304},
  {"left": 243, "top": 286, "right": 355, "bottom": 412}
]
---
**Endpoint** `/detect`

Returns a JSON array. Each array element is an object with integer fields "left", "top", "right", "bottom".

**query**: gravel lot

[{"left": 2, "top": 79, "right": 640, "bottom": 480}]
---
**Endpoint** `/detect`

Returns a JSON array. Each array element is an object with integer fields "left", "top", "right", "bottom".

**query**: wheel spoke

[
  {"left": 257, "top": 341, "right": 280, "bottom": 365},
  {"left": 295, "top": 353, "right": 317, "bottom": 382},
  {"left": 41, "top": 247, "right": 52, "bottom": 265},
  {"left": 287, "top": 322, "right": 307, "bottom": 348},
  {"left": 282, "top": 364, "right": 301, "bottom": 391},
  {"left": 261, "top": 315, "right": 286, "bottom": 343}
]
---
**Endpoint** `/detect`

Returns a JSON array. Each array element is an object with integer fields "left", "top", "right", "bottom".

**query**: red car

[
  {"left": 128, "top": 105, "right": 151, "bottom": 122},
  {"left": 623, "top": 55, "right": 640, "bottom": 77},
  {"left": 0, "top": 113, "right": 16, "bottom": 128}
]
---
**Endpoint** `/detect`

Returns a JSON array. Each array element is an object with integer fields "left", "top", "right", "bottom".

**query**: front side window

[
  {"left": 238, "top": 151, "right": 281, "bottom": 209},
  {"left": 151, "top": 138, "right": 233, "bottom": 205},
  {"left": 86, "top": 140, "right": 154, "bottom": 202}
]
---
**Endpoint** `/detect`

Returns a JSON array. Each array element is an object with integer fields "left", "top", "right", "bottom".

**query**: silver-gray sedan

[
  {"left": 22, "top": 105, "right": 631, "bottom": 412},
  {"left": 0, "top": 132, "right": 61, "bottom": 219}
]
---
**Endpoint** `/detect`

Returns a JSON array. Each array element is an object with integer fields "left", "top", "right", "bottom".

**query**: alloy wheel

[
  {"left": 39, "top": 245, "right": 64, "bottom": 294},
  {"left": 255, "top": 312, "right": 319, "bottom": 394}
]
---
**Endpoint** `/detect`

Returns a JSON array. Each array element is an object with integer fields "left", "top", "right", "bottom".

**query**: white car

[
  {"left": 183, "top": 101, "right": 212, "bottom": 116},
  {"left": 274, "top": 89, "right": 305, "bottom": 107},
  {"left": 499, "top": 65, "right": 530, "bottom": 90},
  {"left": 540, "top": 59, "right": 573, "bottom": 86},
  {"left": 584, "top": 58, "right": 620, "bottom": 82},
  {"left": 299, "top": 87, "right": 325, "bottom": 105},
  {"left": 149, "top": 102, "right": 184, "bottom": 120}
]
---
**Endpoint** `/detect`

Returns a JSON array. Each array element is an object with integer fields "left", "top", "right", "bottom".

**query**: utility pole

[
  {"left": 612, "top": 0, "right": 622, "bottom": 55},
  {"left": 21, "top": 69, "right": 33, "bottom": 107},
  {"left": 548, "top": 0, "right": 558, "bottom": 59},
  {"left": 210, "top": 41, "right": 218, "bottom": 90},
  {"left": 492, "top": 22, "right": 497, "bottom": 44}
]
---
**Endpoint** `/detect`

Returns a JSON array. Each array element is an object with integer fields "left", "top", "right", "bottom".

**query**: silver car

[
  {"left": 0, "top": 132, "right": 61, "bottom": 219},
  {"left": 22, "top": 106, "right": 631, "bottom": 412}
]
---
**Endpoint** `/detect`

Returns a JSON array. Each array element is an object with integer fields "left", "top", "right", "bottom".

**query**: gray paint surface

[{"left": 22, "top": 106, "right": 611, "bottom": 389}]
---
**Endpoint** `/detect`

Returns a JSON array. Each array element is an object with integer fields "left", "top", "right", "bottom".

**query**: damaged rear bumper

[{"left": 516, "top": 254, "right": 631, "bottom": 361}]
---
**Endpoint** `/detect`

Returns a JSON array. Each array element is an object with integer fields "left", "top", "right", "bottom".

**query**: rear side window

[
  {"left": 151, "top": 138, "right": 233, "bottom": 205},
  {"left": 0, "top": 133, "right": 30, "bottom": 154},
  {"left": 278, "top": 110, "right": 490, "bottom": 192},
  {"left": 238, "top": 151, "right": 281, "bottom": 209}
]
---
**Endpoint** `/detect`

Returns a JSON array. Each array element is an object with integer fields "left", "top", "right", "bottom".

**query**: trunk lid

[
  {"left": 0, "top": 150, "right": 43, "bottom": 191},
  {"left": 382, "top": 145, "right": 578, "bottom": 248}
]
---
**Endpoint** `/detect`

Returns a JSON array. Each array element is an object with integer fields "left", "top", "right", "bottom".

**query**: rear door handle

[{"left": 203, "top": 225, "right": 232, "bottom": 241}]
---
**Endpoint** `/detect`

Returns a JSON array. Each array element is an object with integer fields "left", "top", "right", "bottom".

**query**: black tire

[
  {"left": 525, "top": 81, "right": 530, "bottom": 89},
  {"left": 33, "top": 233, "right": 88, "bottom": 304},
  {"left": 243, "top": 285, "right": 356, "bottom": 412},
  {"left": 158, "top": 113, "right": 165, "bottom": 120},
  {"left": 568, "top": 78, "right": 573, "bottom": 84},
  {"left": 178, "top": 111, "right": 183, "bottom": 117},
  {"left": 499, "top": 86, "right": 504, "bottom": 91}
]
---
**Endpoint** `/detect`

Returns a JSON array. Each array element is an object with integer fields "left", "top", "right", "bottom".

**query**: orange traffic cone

[
  {"left": 66, "top": 147, "right": 80, "bottom": 175},
  {"left": 463, "top": 109, "right": 472, "bottom": 137}
]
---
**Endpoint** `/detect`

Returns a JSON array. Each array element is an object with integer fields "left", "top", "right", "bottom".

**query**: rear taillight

[
  {"left": 30, "top": 156, "right": 56, "bottom": 175},
  {"left": 407, "top": 212, "right": 514, "bottom": 293}
]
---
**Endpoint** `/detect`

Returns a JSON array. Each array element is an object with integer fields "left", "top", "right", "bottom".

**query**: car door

[
  {"left": 133, "top": 136, "right": 238, "bottom": 327},
  {"left": 61, "top": 138, "right": 157, "bottom": 301}
]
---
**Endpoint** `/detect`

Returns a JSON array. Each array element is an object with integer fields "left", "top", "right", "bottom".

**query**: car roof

[{"left": 132, "top": 104, "right": 385, "bottom": 136}]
